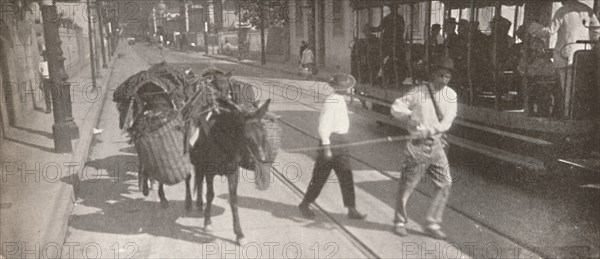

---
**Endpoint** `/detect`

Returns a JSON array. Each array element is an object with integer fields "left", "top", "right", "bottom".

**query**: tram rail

[
  {"left": 134, "top": 45, "right": 549, "bottom": 258},
  {"left": 251, "top": 78, "right": 544, "bottom": 259}
]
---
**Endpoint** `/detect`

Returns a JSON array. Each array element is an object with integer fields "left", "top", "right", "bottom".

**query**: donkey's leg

[
  {"left": 141, "top": 175, "right": 150, "bottom": 197},
  {"left": 158, "top": 183, "right": 169, "bottom": 208},
  {"left": 184, "top": 174, "right": 192, "bottom": 211},
  {"left": 196, "top": 169, "right": 205, "bottom": 212},
  {"left": 139, "top": 164, "right": 149, "bottom": 197},
  {"left": 227, "top": 171, "right": 246, "bottom": 246},
  {"left": 204, "top": 174, "right": 215, "bottom": 232}
]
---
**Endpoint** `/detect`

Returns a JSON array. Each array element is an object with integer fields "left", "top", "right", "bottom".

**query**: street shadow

[
  {"left": 217, "top": 194, "right": 393, "bottom": 233},
  {"left": 67, "top": 177, "right": 233, "bottom": 245},
  {"left": 84, "top": 154, "right": 140, "bottom": 182},
  {"left": 12, "top": 125, "right": 53, "bottom": 139},
  {"left": 4, "top": 136, "right": 55, "bottom": 153}
]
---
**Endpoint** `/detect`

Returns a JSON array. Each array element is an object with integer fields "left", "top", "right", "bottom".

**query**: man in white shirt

[
  {"left": 299, "top": 74, "right": 366, "bottom": 220},
  {"left": 390, "top": 57, "right": 457, "bottom": 240},
  {"left": 39, "top": 51, "right": 52, "bottom": 113},
  {"left": 529, "top": 0, "right": 600, "bottom": 117}
]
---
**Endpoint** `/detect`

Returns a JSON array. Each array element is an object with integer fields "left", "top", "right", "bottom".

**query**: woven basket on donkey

[
  {"left": 134, "top": 115, "right": 192, "bottom": 185},
  {"left": 240, "top": 118, "right": 282, "bottom": 190}
]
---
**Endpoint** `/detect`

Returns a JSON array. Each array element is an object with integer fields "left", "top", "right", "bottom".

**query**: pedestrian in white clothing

[
  {"left": 301, "top": 45, "right": 317, "bottom": 79},
  {"left": 390, "top": 57, "right": 457, "bottom": 240},
  {"left": 39, "top": 51, "right": 52, "bottom": 113},
  {"left": 528, "top": 0, "right": 600, "bottom": 117},
  {"left": 299, "top": 73, "right": 366, "bottom": 220}
]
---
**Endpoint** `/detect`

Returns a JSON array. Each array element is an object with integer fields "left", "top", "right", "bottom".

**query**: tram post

[
  {"left": 492, "top": 1, "right": 502, "bottom": 111},
  {"left": 425, "top": 1, "right": 432, "bottom": 74},
  {"left": 468, "top": 0, "right": 475, "bottom": 105}
]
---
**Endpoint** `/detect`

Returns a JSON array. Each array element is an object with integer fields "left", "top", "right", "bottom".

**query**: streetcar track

[
  {"left": 260, "top": 80, "right": 545, "bottom": 259},
  {"left": 134, "top": 48, "right": 379, "bottom": 258},
  {"left": 269, "top": 162, "right": 381, "bottom": 259},
  {"left": 135, "top": 47, "right": 543, "bottom": 258}
]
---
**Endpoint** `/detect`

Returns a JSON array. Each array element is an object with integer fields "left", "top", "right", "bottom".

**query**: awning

[{"left": 351, "top": 0, "right": 533, "bottom": 10}]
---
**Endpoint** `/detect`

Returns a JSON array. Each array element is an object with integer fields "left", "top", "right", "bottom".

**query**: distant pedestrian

[
  {"left": 390, "top": 57, "right": 457, "bottom": 240},
  {"left": 299, "top": 73, "right": 367, "bottom": 221},
  {"left": 299, "top": 40, "right": 307, "bottom": 63},
  {"left": 301, "top": 44, "right": 317, "bottom": 79},
  {"left": 39, "top": 51, "right": 52, "bottom": 113}
]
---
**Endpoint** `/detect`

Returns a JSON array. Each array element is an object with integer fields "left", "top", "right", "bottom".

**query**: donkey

[{"left": 188, "top": 98, "right": 271, "bottom": 246}]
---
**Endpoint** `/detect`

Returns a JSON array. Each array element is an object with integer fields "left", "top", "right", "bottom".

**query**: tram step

[{"left": 446, "top": 135, "right": 547, "bottom": 171}]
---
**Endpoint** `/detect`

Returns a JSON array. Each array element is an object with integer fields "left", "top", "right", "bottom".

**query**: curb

[
  {"left": 37, "top": 55, "right": 119, "bottom": 256},
  {"left": 206, "top": 54, "right": 332, "bottom": 82}
]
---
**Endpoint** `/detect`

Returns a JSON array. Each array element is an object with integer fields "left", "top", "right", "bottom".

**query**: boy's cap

[
  {"left": 445, "top": 18, "right": 457, "bottom": 24},
  {"left": 328, "top": 73, "right": 356, "bottom": 91},
  {"left": 432, "top": 57, "right": 455, "bottom": 72}
]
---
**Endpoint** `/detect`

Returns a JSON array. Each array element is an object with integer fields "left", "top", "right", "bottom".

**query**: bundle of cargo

[{"left": 113, "top": 63, "right": 200, "bottom": 186}]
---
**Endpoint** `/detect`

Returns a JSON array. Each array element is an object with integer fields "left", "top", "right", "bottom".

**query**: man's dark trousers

[{"left": 302, "top": 134, "right": 356, "bottom": 207}]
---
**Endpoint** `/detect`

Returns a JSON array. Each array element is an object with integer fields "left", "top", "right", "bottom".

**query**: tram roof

[{"left": 350, "top": 0, "right": 528, "bottom": 10}]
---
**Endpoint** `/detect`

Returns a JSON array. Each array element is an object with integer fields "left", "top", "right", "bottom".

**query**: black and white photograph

[{"left": 1, "top": 0, "right": 600, "bottom": 258}]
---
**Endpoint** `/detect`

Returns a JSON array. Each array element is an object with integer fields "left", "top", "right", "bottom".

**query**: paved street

[{"left": 59, "top": 44, "right": 600, "bottom": 259}]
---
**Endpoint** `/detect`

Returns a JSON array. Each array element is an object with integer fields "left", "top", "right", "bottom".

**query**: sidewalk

[
  {"left": 0, "top": 44, "right": 140, "bottom": 259},
  {"left": 205, "top": 52, "right": 338, "bottom": 82}
]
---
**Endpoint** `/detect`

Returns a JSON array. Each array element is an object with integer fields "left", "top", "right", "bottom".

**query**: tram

[{"left": 348, "top": 0, "right": 600, "bottom": 171}]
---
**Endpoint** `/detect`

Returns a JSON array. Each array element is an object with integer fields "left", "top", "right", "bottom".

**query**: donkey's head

[{"left": 221, "top": 99, "right": 271, "bottom": 163}]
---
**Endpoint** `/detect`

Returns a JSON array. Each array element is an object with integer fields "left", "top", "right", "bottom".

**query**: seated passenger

[{"left": 489, "top": 16, "right": 515, "bottom": 71}]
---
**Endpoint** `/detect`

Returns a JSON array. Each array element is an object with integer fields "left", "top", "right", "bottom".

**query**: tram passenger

[
  {"left": 470, "top": 21, "right": 492, "bottom": 88},
  {"left": 431, "top": 24, "right": 444, "bottom": 46},
  {"left": 352, "top": 25, "right": 381, "bottom": 83},
  {"left": 299, "top": 74, "right": 367, "bottom": 221},
  {"left": 369, "top": 5, "right": 407, "bottom": 84},
  {"left": 489, "top": 16, "right": 515, "bottom": 71},
  {"left": 528, "top": 0, "right": 600, "bottom": 117},
  {"left": 431, "top": 24, "right": 444, "bottom": 58},
  {"left": 452, "top": 19, "right": 469, "bottom": 86},
  {"left": 390, "top": 57, "right": 457, "bottom": 240}
]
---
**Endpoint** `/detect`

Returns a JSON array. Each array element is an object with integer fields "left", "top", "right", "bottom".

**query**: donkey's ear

[
  {"left": 255, "top": 99, "right": 271, "bottom": 118},
  {"left": 225, "top": 71, "right": 233, "bottom": 78}
]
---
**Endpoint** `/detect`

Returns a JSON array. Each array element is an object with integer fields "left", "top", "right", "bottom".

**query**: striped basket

[
  {"left": 263, "top": 118, "right": 282, "bottom": 163},
  {"left": 134, "top": 116, "right": 192, "bottom": 185},
  {"left": 241, "top": 118, "right": 282, "bottom": 190}
]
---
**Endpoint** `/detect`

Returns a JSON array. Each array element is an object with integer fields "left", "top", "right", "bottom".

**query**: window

[{"left": 332, "top": 0, "right": 344, "bottom": 36}]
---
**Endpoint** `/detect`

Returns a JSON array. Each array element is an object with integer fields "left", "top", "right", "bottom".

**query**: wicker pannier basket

[
  {"left": 134, "top": 116, "right": 192, "bottom": 185},
  {"left": 241, "top": 118, "right": 282, "bottom": 190}
]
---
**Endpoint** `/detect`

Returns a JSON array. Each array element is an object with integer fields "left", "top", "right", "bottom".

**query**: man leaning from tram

[
  {"left": 528, "top": 0, "right": 600, "bottom": 117},
  {"left": 390, "top": 57, "right": 457, "bottom": 240}
]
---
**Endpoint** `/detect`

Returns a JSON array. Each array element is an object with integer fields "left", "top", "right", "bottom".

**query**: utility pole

[
  {"left": 204, "top": 1, "right": 209, "bottom": 55},
  {"left": 41, "top": 0, "right": 79, "bottom": 152},
  {"left": 237, "top": 0, "right": 242, "bottom": 60},
  {"left": 87, "top": 0, "right": 98, "bottom": 89},
  {"left": 180, "top": 0, "right": 186, "bottom": 50},
  {"left": 260, "top": 1, "right": 266, "bottom": 65},
  {"left": 97, "top": 0, "right": 108, "bottom": 68}
]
